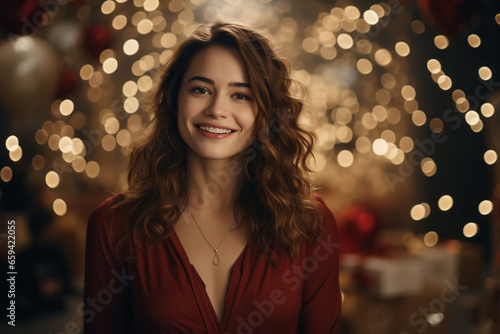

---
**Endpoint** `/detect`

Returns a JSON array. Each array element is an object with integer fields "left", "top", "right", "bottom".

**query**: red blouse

[{"left": 83, "top": 194, "right": 341, "bottom": 333}]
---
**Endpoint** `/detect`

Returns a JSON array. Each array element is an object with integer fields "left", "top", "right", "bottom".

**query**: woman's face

[{"left": 177, "top": 45, "right": 258, "bottom": 161}]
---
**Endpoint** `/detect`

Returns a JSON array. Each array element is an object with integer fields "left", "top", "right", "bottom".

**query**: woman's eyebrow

[{"left": 187, "top": 75, "right": 250, "bottom": 88}]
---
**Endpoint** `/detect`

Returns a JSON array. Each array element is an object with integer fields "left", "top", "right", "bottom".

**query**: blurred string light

[
  {"left": 7, "top": 0, "right": 495, "bottom": 226},
  {"left": 406, "top": 11, "right": 500, "bottom": 242}
]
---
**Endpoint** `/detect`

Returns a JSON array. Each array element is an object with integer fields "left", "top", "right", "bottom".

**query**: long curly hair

[{"left": 111, "top": 21, "right": 325, "bottom": 265}]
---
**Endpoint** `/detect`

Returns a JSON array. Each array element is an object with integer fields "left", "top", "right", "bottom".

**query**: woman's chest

[{"left": 125, "top": 238, "right": 304, "bottom": 333}]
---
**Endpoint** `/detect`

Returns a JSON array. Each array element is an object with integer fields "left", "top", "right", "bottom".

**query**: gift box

[{"left": 340, "top": 254, "right": 424, "bottom": 299}]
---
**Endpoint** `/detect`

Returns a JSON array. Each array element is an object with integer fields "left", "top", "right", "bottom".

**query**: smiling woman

[{"left": 84, "top": 21, "right": 341, "bottom": 333}]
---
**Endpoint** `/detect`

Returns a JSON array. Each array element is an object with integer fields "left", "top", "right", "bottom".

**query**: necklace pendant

[{"left": 212, "top": 249, "right": 221, "bottom": 265}]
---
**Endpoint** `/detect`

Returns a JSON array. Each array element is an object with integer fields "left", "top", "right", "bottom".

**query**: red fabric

[{"left": 83, "top": 194, "right": 341, "bottom": 333}]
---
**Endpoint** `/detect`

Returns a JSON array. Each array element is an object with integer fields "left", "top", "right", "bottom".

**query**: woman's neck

[{"left": 185, "top": 150, "right": 245, "bottom": 214}]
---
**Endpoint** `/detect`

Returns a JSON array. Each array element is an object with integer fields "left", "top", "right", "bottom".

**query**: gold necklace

[{"left": 186, "top": 207, "right": 236, "bottom": 265}]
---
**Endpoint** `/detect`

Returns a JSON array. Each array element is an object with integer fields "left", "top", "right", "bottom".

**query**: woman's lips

[{"left": 196, "top": 126, "right": 235, "bottom": 139}]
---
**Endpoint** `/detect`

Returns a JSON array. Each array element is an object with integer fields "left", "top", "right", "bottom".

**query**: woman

[{"left": 84, "top": 21, "right": 341, "bottom": 333}]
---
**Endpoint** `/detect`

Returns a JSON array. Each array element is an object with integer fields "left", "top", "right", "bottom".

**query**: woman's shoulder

[
  {"left": 309, "top": 193, "right": 339, "bottom": 251},
  {"left": 311, "top": 193, "right": 337, "bottom": 229},
  {"left": 87, "top": 192, "right": 128, "bottom": 238}
]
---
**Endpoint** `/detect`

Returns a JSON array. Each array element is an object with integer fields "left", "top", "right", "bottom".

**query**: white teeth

[{"left": 199, "top": 126, "right": 232, "bottom": 134}]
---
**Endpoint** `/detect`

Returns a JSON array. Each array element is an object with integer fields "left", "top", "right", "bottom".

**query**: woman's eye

[
  {"left": 234, "top": 93, "right": 250, "bottom": 100},
  {"left": 191, "top": 87, "right": 210, "bottom": 95}
]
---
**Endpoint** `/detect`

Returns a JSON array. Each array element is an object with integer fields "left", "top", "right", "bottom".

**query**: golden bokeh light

[
  {"left": 363, "top": 10, "right": 378, "bottom": 25},
  {"left": 337, "top": 34, "right": 353, "bottom": 50},
  {"left": 471, "top": 119, "right": 483, "bottom": 133},
  {"left": 48, "top": 134, "right": 61, "bottom": 151},
  {"left": 123, "top": 81, "right": 138, "bottom": 97},
  {"left": 45, "top": 171, "right": 60, "bottom": 188},
  {"left": 104, "top": 117, "right": 120, "bottom": 134},
  {"left": 463, "top": 222, "right": 478, "bottom": 238},
  {"left": 344, "top": 6, "right": 360, "bottom": 20},
  {"left": 356, "top": 59, "right": 372, "bottom": 74},
  {"left": 117, "top": 129, "right": 132, "bottom": 147},
  {"left": 124, "top": 97, "right": 140, "bottom": 113},
  {"left": 424, "top": 231, "right": 438, "bottom": 247},
  {"left": 373, "top": 105, "right": 388, "bottom": 121},
  {"left": 355, "top": 136, "right": 371, "bottom": 153},
  {"left": 32, "top": 155, "right": 45, "bottom": 171},
  {"left": 401, "top": 85, "right": 416, "bottom": 101},
  {"left": 0, "top": 166, "right": 13, "bottom": 182},
  {"left": 390, "top": 149, "right": 405, "bottom": 165},
  {"left": 427, "top": 59, "right": 441, "bottom": 74},
  {"left": 72, "top": 156, "right": 86, "bottom": 173},
  {"left": 372, "top": 138, "right": 388, "bottom": 156},
  {"left": 410, "top": 204, "right": 425, "bottom": 221},
  {"left": 103, "top": 58, "right": 118, "bottom": 74},
  {"left": 9, "top": 147, "right": 22, "bottom": 162},
  {"left": 399, "top": 136, "right": 414, "bottom": 153},
  {"left": 465, "top": 110, "right": 480, "bottom": 126},
  {"left": 438, "top": 195, "right": 453, "bottom": 211},
  {"left": 112, "top": 15, "right": 127, "bottom": 30},
  {"left": 59, "top": 99, "right": 74, "bottom": 116},
  {"left": 302, "top": 37, "right": 319, "bottom": 53},
  {"left": 478, "top": 200, "right": 493, "bottom": 215},
  {"left": 5, "top": 135, "right": 19, "bottom": 151},
  {"left": 478, "top": 66, "right": 492, "bottom": 80},
  {"left": 429, "top": 118, "right": 444, "bottom": 133},
  {"left": 395, "top": 41, "right": 410, "bottom": 57},
  {"left": 58, "top": 136, "right": 73, "bottom": 153},
  {"left": 480, "top": 103, "right": 495, "bottom": 117},
  {"left": 484, "top": 150, "right": 497, "bottom": 165},
  {"left": 337, "top": 150, "right": 354, "bottom": 168},
  {"left": 143, "top": 0, "right": 160, "bottom": 12},
  {"left": 421, "top": 157, "right": 437, "bottom": 177},
  {"left": 86, "top": 161, "right": 100, "bottom": 178},
  {"left": 411, "top": 20, "right": 425, "bottom": 34},
  {"left": 161, "top": 33, "right": 177, "bottom": 48},
  {"left": 102, "top": 134, "right": 117, "bottom": 152},
  {"left": 467, "top": 34, "right": 481, "bottom": 48},
  {"left": 53, "top": 198, "right": 67, "bottom": 216},
  {"left": 412, "top": 110, "right": 427, "bottom": 126},
  {"left": 137, "top": 75, "right": 153, "bottom": 92},
  {"left": 374, "top": 48, "right": 392, "bottom": 66},
  {"left": 101, "top": 0, "right": 116, "bottom": 15},
  {"left": 80, "top": 64, "right": 94, "bottom": 80},
  {"left": 137, "top": 19, "right": 153, "bottom": 34},
  {"left": 124, "top": 39, "right": 140, "bottom": 56},
  {"left": 434, "top": 35, "right": 449, "bottom": 49},
  {"left": 438, "top": 75, "right": 452, "bottom": 90}
]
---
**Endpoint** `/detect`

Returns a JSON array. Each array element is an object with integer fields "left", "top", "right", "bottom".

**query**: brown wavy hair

[{"left": 111, "top": 21, "right": 325, "bottom": 265}]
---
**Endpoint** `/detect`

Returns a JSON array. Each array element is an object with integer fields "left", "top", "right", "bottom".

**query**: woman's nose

[{"left": 204, "top": 94, "right": 229, "bottom": 118}]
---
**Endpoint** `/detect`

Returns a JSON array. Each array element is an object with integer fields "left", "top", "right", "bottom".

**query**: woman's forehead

[{"left": 183, "top": 45, "right": 250, "bottom": 85}]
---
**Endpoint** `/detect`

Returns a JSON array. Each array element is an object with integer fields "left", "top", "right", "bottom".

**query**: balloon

[
  {"left": 0, "top": 36, "right": 59, "bottom": 119},
  {"left": 417, "top": 0, "right": 482, "bottom": 36}
]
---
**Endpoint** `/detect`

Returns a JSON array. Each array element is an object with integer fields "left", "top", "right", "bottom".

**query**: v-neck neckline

[{"left": 169, "top": 228, "right": 250, "bottom": 332}]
